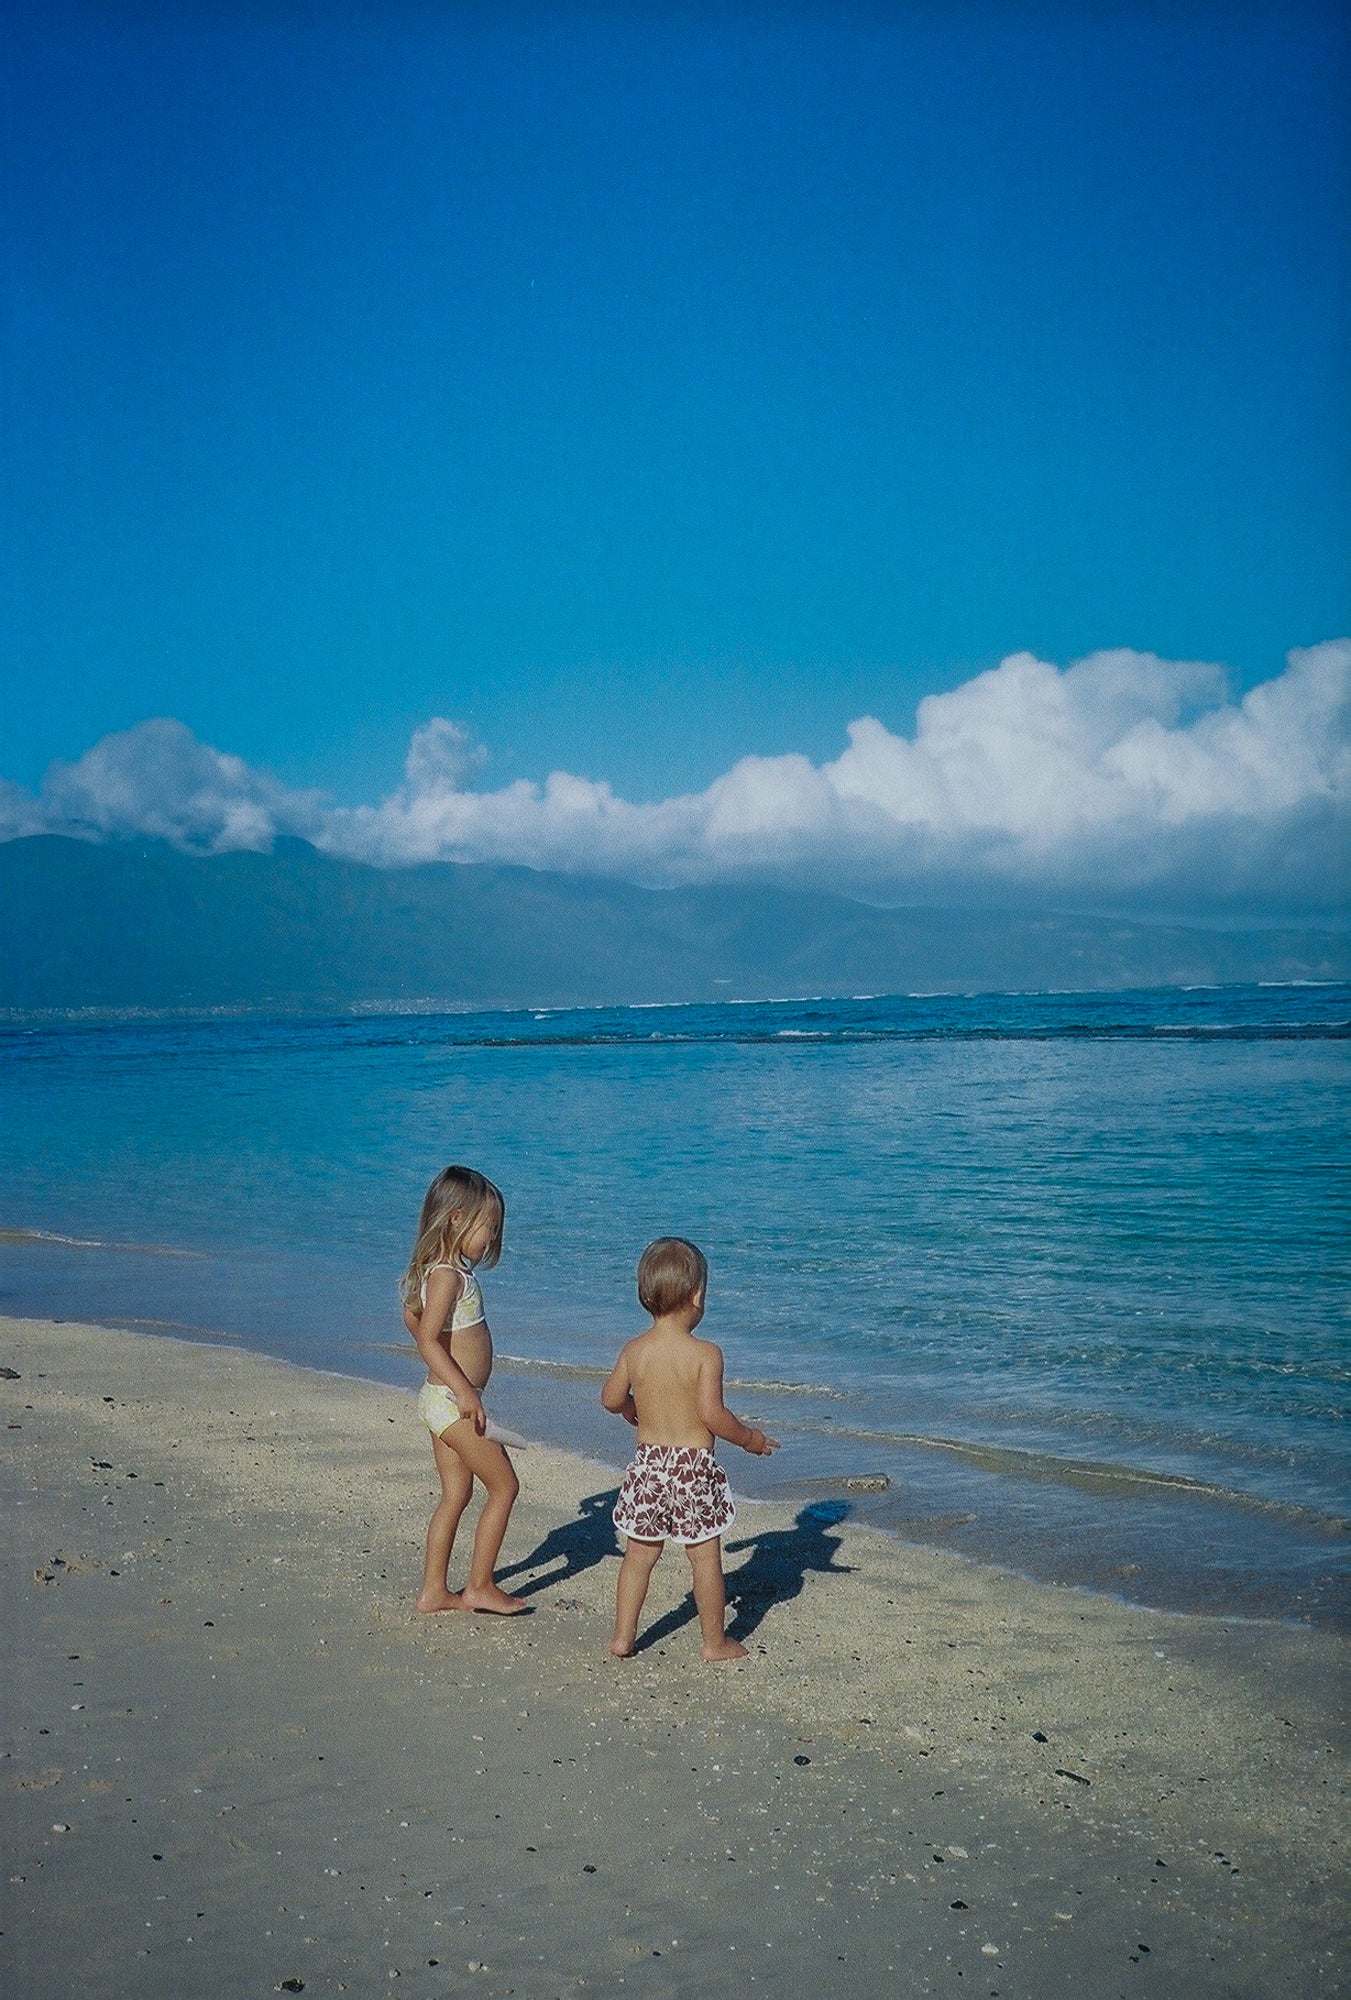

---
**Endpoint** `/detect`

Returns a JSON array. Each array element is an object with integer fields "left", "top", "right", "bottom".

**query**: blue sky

[{"left": 2, "top": 2, "right": 1347, "bottom": 912}]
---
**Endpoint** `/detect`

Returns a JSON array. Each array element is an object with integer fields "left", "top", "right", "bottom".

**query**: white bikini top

[{"left": 421, "top": 1259, "right": 486, "bottom": 1331}]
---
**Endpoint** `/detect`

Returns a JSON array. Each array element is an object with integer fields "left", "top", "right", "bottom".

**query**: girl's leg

[
  {"left": 608, "top": 1537, "right": 663, "bottom": 1657},
  {"left": 444, "top": 1422, "right": 526, "bottom": 1613},
  {"left": 417, "top": 1429, "right": 474, "bottom": 1612},
  {"left": 686, "top": 1536, "right": 747, "bottom": 1663}
]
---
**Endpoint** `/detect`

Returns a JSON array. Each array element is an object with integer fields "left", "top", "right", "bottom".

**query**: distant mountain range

[{"left": 0, "top": 834, "right": 1345, "bottom": 1015}]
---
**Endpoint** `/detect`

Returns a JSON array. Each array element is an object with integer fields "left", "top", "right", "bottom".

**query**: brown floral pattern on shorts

[{"left": 612, "top": 1444, "right": 736, "bottom": 1546}]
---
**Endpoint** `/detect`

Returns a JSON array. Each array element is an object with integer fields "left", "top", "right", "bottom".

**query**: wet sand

[{"left": 2, "top": 1316, "right": 1345, "bottom": 1998}]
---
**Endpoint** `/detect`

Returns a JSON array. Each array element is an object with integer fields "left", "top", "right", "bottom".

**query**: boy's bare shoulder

[
  {"left": 619, "top": 1326, "right": 666, "bottom": 1368},
  {"left": 691, "top": 1332, "right": 726, "bottom": 1367}
]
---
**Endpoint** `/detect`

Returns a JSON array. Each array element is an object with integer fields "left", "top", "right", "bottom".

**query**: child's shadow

[
  {"left": 497, "top": 1488, "right": 620, "bottom": 1600},
  {"left": 634, "top": 1500, "right": 855, "bottom": 1652}
]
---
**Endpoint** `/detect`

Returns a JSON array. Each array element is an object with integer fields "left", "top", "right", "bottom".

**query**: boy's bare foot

[
  {"left": 701, "top": 1637, "right": 749, "bottom": 1664},
  {"left": 415, "top": 1588, "right": 466, "bottom": 1614},
  {"left": 606, "top": 1639, "right": 636, "bottom": 1658},
  {"left": 460, "top": 1583, "right": 529, "bottom": 1616}
]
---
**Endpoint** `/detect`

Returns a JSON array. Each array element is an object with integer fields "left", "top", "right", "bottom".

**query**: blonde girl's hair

[
  {"left": 400, "top": 1165, "right": 505, "bottom": 1304},
  {"left": 637, "top": 1237, "right": 707, "bottom": 1317}
]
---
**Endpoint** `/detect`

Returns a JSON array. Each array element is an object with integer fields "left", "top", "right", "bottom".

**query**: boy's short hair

[{"left": 637, "top": 1237, "right": 708, "bottom": 1317}]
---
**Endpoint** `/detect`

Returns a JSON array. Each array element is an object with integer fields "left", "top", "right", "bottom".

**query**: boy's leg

[
  {"left": 417, "top": 1430, "right": 474, "bottom": 1612},
  {"left": 686, "top": 1536, "right": 748, "bottom": 1663},
  {"left": 445, "top": 1423, "right": 527, "bottom": 1613},
  {"left": 609, "top": 1537, "right": 663, "bottom": 1657}
]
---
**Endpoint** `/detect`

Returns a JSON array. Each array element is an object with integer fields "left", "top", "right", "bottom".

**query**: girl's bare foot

[
  {"left": 701, "top": 1637, "right": 748, "bottom": 1664},
  {"left": 415, "top": 1587, "right": 466, "bottom": 1614},
  {"left": 460, "top": 1582, "right": 529, "bottom": 1615}
]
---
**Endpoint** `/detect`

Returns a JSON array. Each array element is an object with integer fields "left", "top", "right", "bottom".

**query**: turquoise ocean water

[{"left": 2, "top": 985, "right": 1347, "bottom": 1625}]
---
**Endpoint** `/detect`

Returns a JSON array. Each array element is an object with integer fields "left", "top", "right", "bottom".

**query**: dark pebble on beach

[
  {"left": 950, "top": 1901, "right": 968, "bottom": 1910},
  {"left": 278, "top": 1982, "right": 305, "bottom": 1994},
  {"left": 794, "top": 1755, "right": 811, "bottom": 1765},
  {"left": 1055, "top": 1768, "right": 1091, "bottom": 1785},
  {"left": 0, "top": 1366, "right": 20, "bottom": 1379},
  {"left": 1032, "top": 1731, "right": 1048, "bottom": 1742},
  {"left": 583, "top": 1864, "right": 597, "bottom": 1873}
]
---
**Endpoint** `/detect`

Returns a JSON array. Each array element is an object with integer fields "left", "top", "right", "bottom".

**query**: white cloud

[
  {"left": 4, "top": 641, "right": 1347, "bottom": 912},
  {"left": 13, "top": 717, "right": 329, "bottom": 855}
]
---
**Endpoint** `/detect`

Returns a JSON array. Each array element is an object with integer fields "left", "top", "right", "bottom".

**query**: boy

[{"left": 601, "top": 1237, "right": 778, "bottom": 1663}]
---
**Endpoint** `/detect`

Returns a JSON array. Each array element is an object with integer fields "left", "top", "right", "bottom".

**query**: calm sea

[{"left": 2, "top": 986, "right": 1347, "bottom": 1626}]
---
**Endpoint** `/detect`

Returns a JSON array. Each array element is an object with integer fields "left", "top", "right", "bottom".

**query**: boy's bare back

[
  {"left": 605, "top": 1303, "right": 771, "bottom": 1459},
  {"left": 619, "top": 1322, "right": 726, "bottom": 1450}
]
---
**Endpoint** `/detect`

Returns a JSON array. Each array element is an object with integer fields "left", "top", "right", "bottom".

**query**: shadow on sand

[
  {"left": 632, "top": 1499, "right": 855, "bottom": 1653},
  {"left": 497, "top": 1487, "right": 621, "bottom": 1599}
]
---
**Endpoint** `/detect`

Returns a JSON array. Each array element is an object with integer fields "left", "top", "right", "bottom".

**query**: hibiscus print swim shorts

[{"left": 612, "top": 1443, "right": 736, "bottom": 1546}]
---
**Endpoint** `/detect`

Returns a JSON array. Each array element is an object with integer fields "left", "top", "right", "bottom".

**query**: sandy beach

[{"left": 2, "top": 1316, "right": 1345, "bottom": 1999}]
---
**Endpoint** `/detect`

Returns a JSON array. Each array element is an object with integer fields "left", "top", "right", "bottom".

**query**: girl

[{"left": 401, "top": 1165, "right": 526, "bottom": 1615}]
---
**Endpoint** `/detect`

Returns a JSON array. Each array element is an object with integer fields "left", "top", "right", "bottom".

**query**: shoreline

[
  {"left": 5, "top": 1231, "right": 1347, "bottom": 1628},
  {"left": 3, "top": 975, "right": 1349, "bottom": 1029},
  {"left": 3, "top": 1313, "right": 1346, "bottom": 1998}
]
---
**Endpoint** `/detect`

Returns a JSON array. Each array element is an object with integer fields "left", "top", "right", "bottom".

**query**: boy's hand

[{"left": 747, "top": 1428, "right": 780, "bottom": 1456}]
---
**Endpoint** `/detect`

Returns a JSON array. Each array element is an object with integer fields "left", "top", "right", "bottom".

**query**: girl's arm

[
  {"left": 600, "top": 1347, "right": 638, "bottom": 1425},
  {"left": 697, "top": 1346, "right": 778, "bottom": 1455},
  {"left": 407, "top": 1267, "right": 486, "bottom": 1430}
]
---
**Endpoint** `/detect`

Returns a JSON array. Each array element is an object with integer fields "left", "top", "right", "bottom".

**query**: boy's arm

[
  {"left": 696, "top": 1345, "right": 778, "bottom": 1456},
  {"left": 407, "top": 1267, "right": 486, "bottom": 1431},
  {"left": 600, "top": 1345, "right": 639, "bottom": 1425}
]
